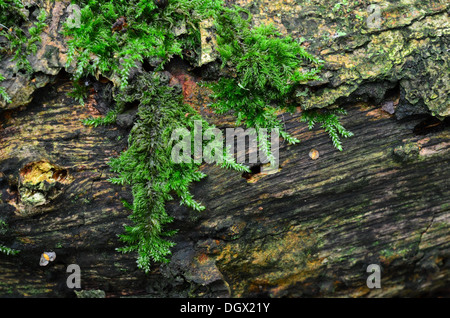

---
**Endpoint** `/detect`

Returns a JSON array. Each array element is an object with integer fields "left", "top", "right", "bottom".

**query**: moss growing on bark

[
  {"left": 62, "top": 0, "right": 352, "bottom": 271},
  {"left": 1, "top": 0, "right": 352, "bottom": 270}
]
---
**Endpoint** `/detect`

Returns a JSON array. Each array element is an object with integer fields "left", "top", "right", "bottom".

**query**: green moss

[
  {"left": 0, "top": 219, "right": 20, "bottom": 256},
  {"left": 62, "top": 0, "right": 328, "bottom": 271},
  {"left": 207, "top": 6, "right": 323, "bottom": 150},
  {"left": 0, "top": 73, "right": 11, "bottom": 104},
  {"left": 106, "top": 72, "right": 247, "bottom": 272},
  {"left": 300, "top": 108, "right": 354, "bottom": 151},
  {"left": 62, "top": 0, "right": 223, "bottom": 88}
]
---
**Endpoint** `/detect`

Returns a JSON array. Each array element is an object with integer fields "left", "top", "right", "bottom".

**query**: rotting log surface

[
  {"left": 0, "top": 0, "right": 449, "bottom": 298},
  {"left": 179, "top": 100, "right": 450, "bottom": 297},
  {"left": 0, "top": 75, "right": 144, "bottom": 297},
  {"left": 1, "top": 71, "right": 448, "bottom": 297}
]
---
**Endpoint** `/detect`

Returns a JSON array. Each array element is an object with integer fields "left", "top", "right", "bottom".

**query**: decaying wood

[
  {"left": 0, "top": 75, "right": 145, "bottom": 297},
  {"left": 0, "top": 0, "right": 449, "bottom": 298},
  {"left": 1, "top": 71, "right": 448, "bottom": 297},
  {"left": 179, "top": 98, "right": 450, "bottom": 297}
]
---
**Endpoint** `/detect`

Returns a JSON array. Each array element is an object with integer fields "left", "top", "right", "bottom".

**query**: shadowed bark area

[{"left": 0, "top": 74, "right": 145, "bottom": 297}]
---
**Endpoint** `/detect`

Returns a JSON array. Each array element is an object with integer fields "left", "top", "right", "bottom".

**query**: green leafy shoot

[
  {"left": 300, "top": 108, "right": 354, "bottom": 151},
  {"left": 81, "top": 109, "right": 118, "bottom": 127},
  {"left": 0, "top": 219, "right": 19, "bottom": 256},
  {"left": 68, "top": 81, "right": 89, "bottom": 106}
]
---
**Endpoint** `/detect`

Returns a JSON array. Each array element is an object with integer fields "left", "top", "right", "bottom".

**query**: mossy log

[
  {"left": 0, "top": 71, "right": 449, "bottom": 297},
  {"left": 0, "top": 0, "right": 449, "bottom": 298}
]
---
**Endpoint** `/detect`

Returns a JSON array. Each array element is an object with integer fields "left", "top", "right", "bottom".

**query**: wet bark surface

[
  {"left": 2, "top": 70, "right": 448, "bottom": 297},
  {"left": 175, "top": 102, "right": 450, "bottom": 297},
  {"left": 0, "top": 74, "right": 144, "bottom": 297}
]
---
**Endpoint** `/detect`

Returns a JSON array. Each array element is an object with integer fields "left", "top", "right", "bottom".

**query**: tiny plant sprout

[{"left": 39, "top": 251, "right": 56, "bottom": 266}]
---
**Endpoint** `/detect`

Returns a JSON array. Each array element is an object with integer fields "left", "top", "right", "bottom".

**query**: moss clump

[
  {"left": 62, "top": 0, "right": 224, "bottom": 89},
  {"left": 208, "top": 6, "right": 322, "bottom": 149},
  {"left": 107, "top": 72, "right": 246, "bottom": 272}
]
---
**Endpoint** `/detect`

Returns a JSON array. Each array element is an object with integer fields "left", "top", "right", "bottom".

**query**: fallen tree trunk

[
  {"left": 0, "top": 0, "right": 449, "bottom": 298},
  {"left": 0, "top": 71, "right": 448, "bottom": 297}
]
